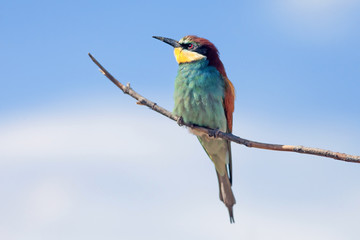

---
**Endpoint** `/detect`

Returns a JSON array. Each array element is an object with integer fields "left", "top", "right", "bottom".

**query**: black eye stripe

[
  {"left": 181, "top": 43, "right": 195, "bottom": 49},
  {"left": 180, "top": 43, "right": 207, "bottom": 55}
]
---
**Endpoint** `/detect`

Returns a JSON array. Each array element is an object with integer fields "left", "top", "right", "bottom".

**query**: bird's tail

[{"left": 217, "top": 171, "right": 236, "bottom": 223}]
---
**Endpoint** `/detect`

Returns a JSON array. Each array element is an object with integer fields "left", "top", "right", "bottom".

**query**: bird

[{"left": 153, "top": 35, "right": 236, "bottom": 223}]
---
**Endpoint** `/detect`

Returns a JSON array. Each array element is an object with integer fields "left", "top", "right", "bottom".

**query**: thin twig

[{"left": 88, "top": 53, "right": 360, "bottom": 164}]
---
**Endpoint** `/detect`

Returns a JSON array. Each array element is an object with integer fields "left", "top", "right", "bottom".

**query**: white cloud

[
  {"left": 282, "top": 0, "right": 355, "bottom": 12},
  {"left": 270, "top": 0, "right": 359, "bottom": 42},
  {"left": 0, "top": 106, "right": 198, "bottom": 165},
  {"left": 24, "top": 179, "right": 74, "bottom": 225},
  {"left": 0, "top": 102, "right": 359, "bottom": 239}
]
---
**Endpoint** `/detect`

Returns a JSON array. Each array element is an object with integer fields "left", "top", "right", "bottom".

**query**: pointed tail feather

[{"left": 217, "top": 171, "right": 236, "bottom": 223}]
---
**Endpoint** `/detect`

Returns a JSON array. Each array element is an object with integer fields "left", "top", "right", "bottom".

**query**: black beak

[{"left": 152, "top": 36, "right": 181, "bottom": 48}]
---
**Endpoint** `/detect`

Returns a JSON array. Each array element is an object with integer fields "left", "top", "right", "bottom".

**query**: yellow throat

[{"left": 174, "top": 47, "right": 205, "bottom": 64}]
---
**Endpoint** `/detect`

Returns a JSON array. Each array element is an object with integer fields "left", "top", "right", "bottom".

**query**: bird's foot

[
  {"left": 177, "top": 116, "right": 184, "bottom": 126},
  {"left": 209, "top": 128, "right": 221, "bottom": 138}
]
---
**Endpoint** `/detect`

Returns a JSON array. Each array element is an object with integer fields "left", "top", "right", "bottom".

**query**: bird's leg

[
  {"left": 177, "top": 116, "right": 184, "bottom": 126},
  {"left": 208, "top": 128, "right": 220, "bottom": 138}
]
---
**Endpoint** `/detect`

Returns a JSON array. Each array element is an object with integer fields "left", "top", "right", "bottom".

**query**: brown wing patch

[{"left": 224, "top": 77, "right": 235, "bottom": 132}]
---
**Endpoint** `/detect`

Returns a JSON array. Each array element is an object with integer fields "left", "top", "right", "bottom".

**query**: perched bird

[{"left": 153, "top": 35, "right": 236, "bottom": 223}]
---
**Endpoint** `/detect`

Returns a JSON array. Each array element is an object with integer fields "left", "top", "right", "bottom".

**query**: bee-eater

[{"left": 153, "top": 35, "right": 236, "bottom": 223}]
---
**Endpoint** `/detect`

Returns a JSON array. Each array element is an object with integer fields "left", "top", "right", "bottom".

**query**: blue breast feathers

[{"left": 173, "top": 59, "right": 226, "bottom": 131}]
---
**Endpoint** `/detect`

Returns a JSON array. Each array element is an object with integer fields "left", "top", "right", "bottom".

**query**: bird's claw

[
  {"left": 209, "top": 128, "right": 220, "bottom": 138},
  {"left": 177, "top": 116, "right": 184, "bottom": 126}
]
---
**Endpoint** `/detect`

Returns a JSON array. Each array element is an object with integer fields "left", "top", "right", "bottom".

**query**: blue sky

[{"left": 1, "top": 0, "right": 360, "bottom": 239}]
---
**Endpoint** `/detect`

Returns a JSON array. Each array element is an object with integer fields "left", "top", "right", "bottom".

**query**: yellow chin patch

[{"left": 174, "top": 47, "right": 205, "bottom": 64}]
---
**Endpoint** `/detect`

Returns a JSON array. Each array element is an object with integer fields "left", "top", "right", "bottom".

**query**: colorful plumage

[{"left": 153, "top": 35, "right": 236, "bottom": 223}]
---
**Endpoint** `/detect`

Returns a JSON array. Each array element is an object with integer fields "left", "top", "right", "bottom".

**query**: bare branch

[{"left": 88, "top": 53, "right": 360, "bottom": 164}]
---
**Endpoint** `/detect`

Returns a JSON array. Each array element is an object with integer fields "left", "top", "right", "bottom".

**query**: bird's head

[{"left": 153, "top": 35, "right": 226, "bottom": 76}]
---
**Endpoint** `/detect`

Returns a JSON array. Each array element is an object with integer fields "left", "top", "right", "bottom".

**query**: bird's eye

[{"left": 188, "top": 43, "right": 194, "bottom": 49}]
